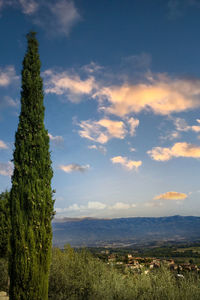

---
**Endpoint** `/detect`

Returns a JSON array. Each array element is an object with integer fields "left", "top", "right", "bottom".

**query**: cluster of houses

[{"left": 106, "top": 253, "right": 199, "bottom": 273}]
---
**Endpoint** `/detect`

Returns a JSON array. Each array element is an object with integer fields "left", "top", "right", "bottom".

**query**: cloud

[
  {"left": 18, "top": 0, "right": 38, "bottom": 14},
  {"left": 78, "top": 118, "right": 127, "bottom": 144},
  {"left": 48, "top": 133, "right": 64, "bottom": 145},
  {"left": 44, "top": 69, "right": 95, "bottom": 102},
  {"left": 127, "top": 117, "right": 139, "bottom": 136},
  {"left": 59, "top": 163, "right": 90, "bottom": 173},
  {"left": 0, "top": 66, "right": 18, "bottom": 87},
  {"left": 0, "top": 140, "right": 8, "bottom": 149},
  {"left": 111, "top": 156, "right": 142, "bottom": 171},
  {"left": 0, "top": 162, "right": 13, "bottom": 176},
  {"left": 154, "top": 191, "right": 187, "bottom": 200},
  {"left": 129, "top": 147, "right": 136, "bottom": 152},
  {"left": 160, "top": 131, "right": 180, "bottom": 142},
  {"left": 88, "top": 144, "right": 107, "bottom": 154},
  {"left": 122, "top": 53, "right": 152, "bottom": 70},
  {"left": 174, "top": 117, "right": 200, "bottom": 133},
  {"left": 94, "top": 74, "right": 200, "bottom": 117},
  {"left": 168, "top": 0, "right": 200, "bottom": 19},
  {"left": 110, "top": 202, "right": 136, "bottom": 210},
  {"left": 147, "top": 142, "right": 200, "bottom": 161},
  {"left": 0, "top": 0, "right": 80, "bottom": 36},
  {"left": 56, "top": 201, "right": 136, "bottom": 213}
]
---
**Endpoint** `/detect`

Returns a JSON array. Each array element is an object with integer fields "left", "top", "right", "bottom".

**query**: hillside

[{"left": 52, "top": 215, "right": 200, "bottom": 247}]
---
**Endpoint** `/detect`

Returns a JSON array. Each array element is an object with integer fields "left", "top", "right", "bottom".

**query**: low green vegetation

[
  {"left": 1, "top": 245, "right": 200, "bottom": 299},
  {"left": 48, "top": 246, "right": 200, "bottom": 300}
]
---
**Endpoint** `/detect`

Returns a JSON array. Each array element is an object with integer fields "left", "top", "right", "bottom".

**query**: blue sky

[{"left": 1, "top": 0, "right": 200, "bottom": 218}]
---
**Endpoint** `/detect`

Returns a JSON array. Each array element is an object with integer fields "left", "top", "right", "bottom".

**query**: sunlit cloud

[
  {"left": 111, "top": 156, "right": 142, "bottom": 171},
  {"left": 148, "top": 142, "right": 200, "bottom": 161},
  {"left": 59, "top": 163, "right": 90, "bottom": 173},
  {"left": 78, "top": 118, "right": 127, "bottom": 144},
  {"left": 0, "top": 66, "right": 18, "bottom": 87},
  {"left": 0, "top": 140, "right": 8, "bottom": 149},
  {"left": 0, "top": 162, "right": 13, "bottom": 176},
  {"left": 154, "top": 191, "right": 187, "bottom": 200},
  {"left": 127, "top": 117, "right": 139, "bottom": 136},
  {"left": 94, "top": 75, "right": 200, "bottom": 117}
]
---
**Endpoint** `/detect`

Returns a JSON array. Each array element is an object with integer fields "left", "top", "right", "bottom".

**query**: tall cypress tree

[{"left": 9, "top": 32, "right": 54, "bottom": 300}]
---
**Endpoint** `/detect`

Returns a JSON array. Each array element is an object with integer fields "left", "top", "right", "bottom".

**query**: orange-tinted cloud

[
  {"left": 94, "top": 75, "right": 200, "bottom": 116},
  {"left": 154, "top": 191, "right": 187, "bottom": 200},
  {"left": 111, "top": 156, "right": 142, "bottom": 170},
  {"left": 147, "top": 142, "right": 200, "bottom": 161}
]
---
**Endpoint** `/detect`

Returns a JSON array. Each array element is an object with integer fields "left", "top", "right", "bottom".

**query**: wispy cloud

[
  {"left": 0, "top": 0, "right": 80, "bottom": 36},
  {"left": 168, "top": 0, "right": 200, "bottom": 19},
  {"left": 59, "top": 163, "right": 90, "bottom": 173},
  {"left": 19, "top": 0, "right": 38, "bottom": 14},
  {"left": 160, "top": 131, "right": 180, "bottom": 142},
  {"left": 44, "top": 69, "right": 95, "bottom": 102},
  {"left": 78, "top": 118, "right": 127, "bottom": 144},
  {"left": 111, "top": 156, "right": 142, "bottom": 171},
  {"left": 173, "top": 117, "right": 200, "bottom": 133},
  {"left": 48, "top": 133, "right": 64, "bottom": 145},
  {"left": 147, "top": 142, "right": 200, "bottom": 161},
  {"left": 88, "top": 144, "right": 107, "bottom": 154},
  {"left": 154, "top": 191, "right": 188, "bottom": 200},
  {"left": 0, "top": 140, "right": 8, "bottom": 149},
  {"left": 127, "top": 117, "right": 139, "bottom": 136},
  {"left": 0, "top": 66, "right": 18, "bottom": 87},
  {"left": 0, "top": 162, "right": 13, "bottom": 176}
]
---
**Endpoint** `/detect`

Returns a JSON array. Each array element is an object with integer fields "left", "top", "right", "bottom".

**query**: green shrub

[
  {"left": 49, "top": 246, "right": 200, "bottom": 300},
  {"left": 0, "top": 258, "right": 9, "bottom": 292}
]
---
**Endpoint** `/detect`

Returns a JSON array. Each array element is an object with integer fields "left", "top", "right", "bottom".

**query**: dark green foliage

[
  {"left": 0, "top": 191, "right": 10, "bottom": 258},
  {"left": 9, "top": 32, "right": 54, "bottom": 300},
  {"left": 0, "top": 258, "right": 9, "bottom": 292},
  {"left": 49, "top": 246, "right": 200, "bottom": 300}
]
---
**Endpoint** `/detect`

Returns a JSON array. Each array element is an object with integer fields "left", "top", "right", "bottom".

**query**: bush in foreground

[{"left": 49, "top": 246, "right": 200, "bottom": 300}]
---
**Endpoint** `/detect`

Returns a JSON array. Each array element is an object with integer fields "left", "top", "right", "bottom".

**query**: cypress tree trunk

[{"left": 9, "top": 32, "right": 54, "bottom": 300}]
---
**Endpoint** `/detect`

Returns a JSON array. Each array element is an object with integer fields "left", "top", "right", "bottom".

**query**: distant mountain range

[{"left": 52, "top": 215, "right": 200, "bottom": 247}]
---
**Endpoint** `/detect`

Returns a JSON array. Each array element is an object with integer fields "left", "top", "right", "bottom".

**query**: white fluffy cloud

[
  {"left": 0, "top": 162, "right": 13, "bottom": 176},
  {"left": 111, "top": 156, "right": 142, "bottom": 171},
  {"left": 56, "top": 201, "right": 136, "bottom": 213},
  {"left": 147, "top": 142, "right": 200, "bottom": 161},
  {"left": 154, "top": 191, "right": 187, "bottom": 200},
  {"left": 0, "top": 66, "right": 18, "bottom": 87},
  {"left": 59, "top": 163, "right": 90, "bottom": 173},
  {"left": 44, "top": 69, "right": 95, "bottom": 102}
]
